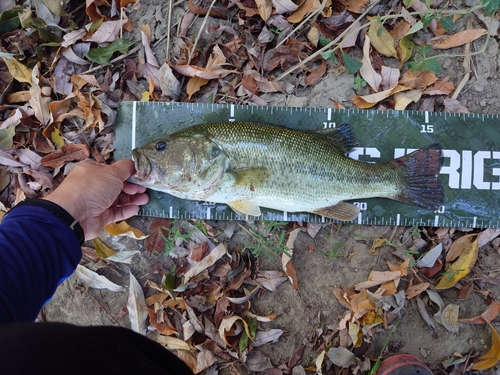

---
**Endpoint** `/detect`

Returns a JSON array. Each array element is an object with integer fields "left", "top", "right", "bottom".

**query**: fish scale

[{"left": 115, "top": 102, "right": 500, "bottom": 228}]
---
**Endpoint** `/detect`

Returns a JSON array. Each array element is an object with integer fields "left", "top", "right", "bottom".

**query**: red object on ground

[{"left": 376, "top": 354, "right": 433, "bottom": 375}]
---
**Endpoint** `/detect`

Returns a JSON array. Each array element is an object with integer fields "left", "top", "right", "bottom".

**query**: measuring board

[{"left": 114, "top": 102, "right": 500, "bottom": 228}]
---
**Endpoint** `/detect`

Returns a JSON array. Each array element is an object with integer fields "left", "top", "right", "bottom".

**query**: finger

[
  {"left": 111, "top": 159, "right": 136, "bottom": 181},
  {"left": 115, "top": 192, "right": 149, "bottom": 207},
  {"left": 122, "top": 181, "right": 147, "bottom": 195},
  {"left": 107, "top": 204, "right": 141, "bottom": 223}
]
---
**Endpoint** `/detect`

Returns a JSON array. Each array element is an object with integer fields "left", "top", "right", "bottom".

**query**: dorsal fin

[{"left": 317, "top": 123, "right": 358, "bottom": 154}]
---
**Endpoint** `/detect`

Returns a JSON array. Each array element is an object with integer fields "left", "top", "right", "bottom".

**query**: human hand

[{"left": 44, "top": 159, "right": 149, "bottom": 240}]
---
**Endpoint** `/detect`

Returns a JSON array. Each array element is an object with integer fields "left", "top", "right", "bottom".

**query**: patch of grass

[{"left": 321, "top": 241, "right": 344, "bottom": 259}]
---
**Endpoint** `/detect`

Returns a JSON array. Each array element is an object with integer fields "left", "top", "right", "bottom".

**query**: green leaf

[
  {"left": 341, "top": 50, "right": 362, "bottom": 75},
  {"left": 407, "top": 20, "right": 423, "bottom": 35},
  {"left": 85, "top": 39, "right": 135, "bottom": 66},
  {"left": 440, "top": 16, "right": 455, "bottom": 31},
  {"left": 0, "top": 126, "right": 15, "bottom": 150},
  {"left": 0, "top": 8, "right": 22, "bottom": 35},
  {"left": 163, "top": 267, "right": 177, "bottom": 290},
  {"left": 408, "top": 58, "right": 441, "bottom": 74},
  {"left": 483, "top": 0, "right": 500, "bottom": 16},
  {"left": 420, "top": 58, "right": 441, "bottom": 74},
  {"left": 318, "top": 36, "right": 332, "bottom": 47},
  {"left": 398, "top": 34, "right": 414, "bottom": 63},
  {"left": 320, "top": 49, "right": 337, "bottom": 63},
  {"left": 421, "top": 13, "right": 434, "bottom": 29}
]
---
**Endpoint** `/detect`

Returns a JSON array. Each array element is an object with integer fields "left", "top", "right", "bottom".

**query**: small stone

[
  {"left": 287, "top": 95, "right": 308, "bottom": 107},
  {"left": 285, "top": 83, "right": 295, "bottom": 94},
  {"left": 292, "top": 365, "right": 306, "bottom": 375},
  {"left": 480, "top": 100, "right": 487, "bottom": 107},
  {"left": 420, "top": 347, "right": 428, "bottom": 358}
]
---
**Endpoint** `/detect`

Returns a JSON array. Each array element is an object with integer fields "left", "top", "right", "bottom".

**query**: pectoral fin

[
  {"left": 313, "top": 201, "right": 360, "bottom": 221},
  {"left": 228, "top": 200, "right": 262, "bottom": 217},
  {"left": 230, "top": 168, "right": 269, "bottom": 190}
]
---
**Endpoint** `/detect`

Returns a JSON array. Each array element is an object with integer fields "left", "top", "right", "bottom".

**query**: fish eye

[
  {"left": 210, "top": 147, "right": 221, "bottom": 159},
  {"left": 155, "top": 141, "right": 167, "bottom": 152}
]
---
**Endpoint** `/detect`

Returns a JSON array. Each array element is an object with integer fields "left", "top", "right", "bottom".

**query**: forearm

[{"left": 0, "top": 206, "right": 82, "bottom": 323}]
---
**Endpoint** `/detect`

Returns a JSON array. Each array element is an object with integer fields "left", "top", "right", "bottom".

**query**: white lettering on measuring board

[{"left": 349, "top": 147, "right": 500, "bottom": 191}]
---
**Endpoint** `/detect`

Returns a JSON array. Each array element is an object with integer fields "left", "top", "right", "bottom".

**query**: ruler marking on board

[
  {"left": 117, "top": 102, "right": 500, "bottom": 228},
  {"left": 131, "top": 101, "right": 137, "bottom": 150}
]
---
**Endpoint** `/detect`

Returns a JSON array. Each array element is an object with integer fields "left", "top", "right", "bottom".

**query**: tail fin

[{"left": 391, "top": 143, "right": 444, "bottom": 210}]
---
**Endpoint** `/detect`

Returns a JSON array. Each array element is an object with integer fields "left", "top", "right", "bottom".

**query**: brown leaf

[
  {"left": 188, "top": 0, "right": 227, "bottom": 19},
  {"left": 460, "top": 301, "right": 500, "bottom": 324},
  {"left": 172, "top": 64, "right": 232, "bottom": 79},
  {"left": 305, "top": 58, "right": 327, "bottom": 86},
  {"left": 406, "top": 282, "right": 430, "bottom": 299},
  {"left": 446, "top": 233, "right": 478, "bottom": 263},
  {"left": 345, "top": 0, "right": 368, "bottom": 13},
  {"left": 233, "top": 0, "right": 260, "bottom": 17},
  {"left": 352, "top": 85, "right": 410, "bottom": 109},
  {"left": 242, "top": 72, "right": 259, "bottom": 95},
  {"left": 147, "top": 307, "right": 177, "bottom": 336},
  {"left": 423, "top": 77, "right": 455, "bottom": 95},
  {"left": 389, "top": 20, "right": 411, "bottom": 42},
  {"left": 288, "top": 345, "right": 305, "bottom": 368},
  {"left": 429, "top": 29, "right": 488, "bottom": 50},
  {"left": 443, "top": 98, "right": 469, "bottom": 113},
  {"left": 255, "top": 0, "right": 273, "bottom": 21},
  {"left": 288, "top": 0, "right": 319, "bottom": 23},
  {"left": 145, "top": 218, "right": 171, "bottom": 254},
  {"left": 40, "top": 143, "right": 90, "bottom": 168},
  {"left": 33, "top": 130, "right": 55, "bottom": 153},
  {"left": 399, "top": 70, "right": 438, "bottom": 89}
]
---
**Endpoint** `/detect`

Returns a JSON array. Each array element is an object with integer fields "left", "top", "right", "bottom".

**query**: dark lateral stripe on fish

[{"left": 391, "top": 143, "right": 444, "bottom": 210}]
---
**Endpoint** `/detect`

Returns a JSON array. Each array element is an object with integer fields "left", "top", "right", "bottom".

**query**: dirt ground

[{"left": 42, "top": 0, "right": 500, "bottom": 374}]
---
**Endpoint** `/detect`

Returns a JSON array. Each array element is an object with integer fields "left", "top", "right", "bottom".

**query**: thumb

[{"left": 111, "top": 159, "right": 136, "bottom": 182}]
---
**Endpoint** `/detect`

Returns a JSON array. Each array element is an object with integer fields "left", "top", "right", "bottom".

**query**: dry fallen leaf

[
  {"left": 471, "top": 322, "right": 500, "bottom": 370},
  {"left": 105, "top": 220, "right": 148, "bottom": 239},
  {"left": 446, "top": 234, "right": 478, "bottom": 263},
  {"left": 93, "top": 237, "right": 116, "bottom": 258},
  {"left": 218, "top": 315, "right": 252, "bottom": 347},
  {"left": 460, "top": 301, "right": 500, "bottom": 324},
  {"left": 429, "top": 29, "right": 488, "bottom": 49},
  {"left": 127, "top": 270, "right": 148, "bottom": 335},
  {"left": 74, "top": 264, "right": 125, "bottom": 292},
  {"left": 352, "top": 85, "right": 410, "bottom": 109},
  {"left": 360, "top": 34, "right": 382, "bottom": 92},
  {"left": 40, "top": 143, "right": 90, "bottom": 168},
  {"left": 367, "top": 17, "right": 397, "bottom": 58},
  {"left": 435, "top": 235, "right": 479, "bottom": 290},
  {"left": 399, "top": 70, "right": 438, "bottom": 89},
  {"left": 394, "top": 89, "right": 422, "bottom": 110}
]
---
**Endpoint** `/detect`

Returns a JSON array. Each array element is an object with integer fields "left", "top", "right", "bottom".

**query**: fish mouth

[{"left": 131, "top": 149, "right": 151, "bottom": 181}]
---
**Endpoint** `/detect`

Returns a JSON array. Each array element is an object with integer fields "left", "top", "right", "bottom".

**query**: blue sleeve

[{"left": 0, "top": 206, "right": 82, "bottom": 323}]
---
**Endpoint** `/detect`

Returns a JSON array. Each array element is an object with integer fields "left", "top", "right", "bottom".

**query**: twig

[
  {"left": 275, "top": 0, "right": 382, "bottom": 81},
  {"left": 275, "top": 0, "right": 328, "bottom": 49},
  {"left": 166, "top": 0, "right": 173, "bottom": 60},
  {"left": 187, "top": 0, "right": 217, "bottom": 66},
  {"left": 451, "top": 22, "right": 472, "bottom": 99}
]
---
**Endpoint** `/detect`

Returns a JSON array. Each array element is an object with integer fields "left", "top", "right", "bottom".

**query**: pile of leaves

[{"left": 72, "top": 217, "right": 500, "bottom": 374}]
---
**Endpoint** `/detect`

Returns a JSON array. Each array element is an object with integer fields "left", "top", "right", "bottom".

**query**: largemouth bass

[{"left": 130, "top": 122, "right": 444, "bottom": 220}]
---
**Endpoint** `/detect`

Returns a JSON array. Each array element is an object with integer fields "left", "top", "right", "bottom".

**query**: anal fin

[
  {"left": 228, "top": 200, "right": 262, "bottom": 217},
  {"left": 313, "top": 201, "right": 360, "bottom": 221}
]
